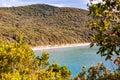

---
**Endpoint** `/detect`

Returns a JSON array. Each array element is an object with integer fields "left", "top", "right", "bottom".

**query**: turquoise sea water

[{"left": 34, "top": 46, "right": 117, "bottom": 78}]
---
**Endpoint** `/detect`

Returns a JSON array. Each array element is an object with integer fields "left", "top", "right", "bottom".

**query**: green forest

[
  {"left": 0, "top": 4, "right": 93, "bottom": 46},
  {"left": 0, "top": 0, "right": 120, "bottom": 80}
]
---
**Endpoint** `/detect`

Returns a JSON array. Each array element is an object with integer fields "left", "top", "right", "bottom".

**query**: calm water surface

[{"left": 34, "top": 46, "right": 117, "bottom": 78}]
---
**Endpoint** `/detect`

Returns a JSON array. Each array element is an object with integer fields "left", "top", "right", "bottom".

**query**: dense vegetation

[
  {"left": 89, "top": 0, "right": 120, "bottom": 60},
  {"left": 0, "top": 4, "right": 93, "bottom": 46},
  {"left": 0, "top": 40, "right": 71, "bottom": 80}
]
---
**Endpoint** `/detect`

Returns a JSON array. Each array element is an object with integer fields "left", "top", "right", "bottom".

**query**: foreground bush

[
  {"left": 74, "top": 61, "right": 120, "bottom": 80},
  {"left": 0, "top": 41, "right": 71, "bottom": 80}
]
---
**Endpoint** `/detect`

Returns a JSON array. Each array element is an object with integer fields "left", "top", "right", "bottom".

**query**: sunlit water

[{"left": 34, "top": 46, "right": 117, "bottom": 78}]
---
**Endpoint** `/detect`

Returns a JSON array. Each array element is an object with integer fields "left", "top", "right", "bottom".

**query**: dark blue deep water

[{"left": 34, "top": 46, "right": 117, "bottom": 78}]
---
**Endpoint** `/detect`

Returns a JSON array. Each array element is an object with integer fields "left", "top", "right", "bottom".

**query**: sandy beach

[{"left": 32, "top": 43, "right": 90, "bottom": 50}]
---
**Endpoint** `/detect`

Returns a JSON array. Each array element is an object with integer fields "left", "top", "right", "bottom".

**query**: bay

[{"left": 34, "top": 46, "right": 117, "bottom": 78}]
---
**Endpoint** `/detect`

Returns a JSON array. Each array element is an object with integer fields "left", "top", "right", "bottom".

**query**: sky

[{"left": 0, "top": 0, "right": 102, "bottom": 10}]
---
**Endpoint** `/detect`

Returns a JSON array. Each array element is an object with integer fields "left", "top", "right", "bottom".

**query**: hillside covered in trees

[{"left": 0, "top": 4, "right": 93, "bottom": 46}]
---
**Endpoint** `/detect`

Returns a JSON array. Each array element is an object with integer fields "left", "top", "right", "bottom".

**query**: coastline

[{"left": 31, "top": 43, "right": 90, "bottom": 50}]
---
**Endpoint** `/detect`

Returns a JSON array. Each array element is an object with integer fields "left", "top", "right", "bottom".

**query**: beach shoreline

[{"left": 31, "top": 43, "right": 90, "bottom": 50}]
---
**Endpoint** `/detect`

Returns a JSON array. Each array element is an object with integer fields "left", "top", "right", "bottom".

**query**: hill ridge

[{"left": 0, "top": 4, "right": 93, "bottom": 46}]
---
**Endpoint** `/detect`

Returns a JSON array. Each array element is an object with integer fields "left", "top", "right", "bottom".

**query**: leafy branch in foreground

[
  {"left": 74, "top": 0, "right": 120, "bottom": 80},
  {"left": 89, "top": 0, "right": 120, "bottom": 60}
]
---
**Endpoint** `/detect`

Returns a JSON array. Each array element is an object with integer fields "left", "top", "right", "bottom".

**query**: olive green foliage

[
  {"left": 74, "top": 62, "right": 120, "bottom": 80},
  {"left": 74, "top": 0, "right": 120, "bottom": 79},
  {"left": 73, "top": 0, "right": 120, "bottom": 80},
  {"left": 0, "top": 40, "right": 71, "bottom": 80},
  {"left": 89, "top": 0, "right": 120, "bottom": 60},
  {"left": 0, "top": 4, "right": 93, "bottom": 46}
]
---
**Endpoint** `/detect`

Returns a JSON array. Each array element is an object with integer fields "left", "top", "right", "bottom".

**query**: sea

[{"left": 34, "top": 45, "right": 117, "bottom": 78}]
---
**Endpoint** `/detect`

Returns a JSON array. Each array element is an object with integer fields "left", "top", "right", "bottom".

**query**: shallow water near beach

[{"left": 34, "top": 46, "right": 117, "bottom": 78}]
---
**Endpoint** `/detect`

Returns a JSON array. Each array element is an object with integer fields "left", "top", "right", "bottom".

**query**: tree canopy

[
  {"left": 74, "top": 0, "right": 120, "bottom": 79},
  {"left": 0, "top": 4, "right": 93, "bottom": 46},
  {"left": 89, "top": 0, "right": 120, "bottom": 60}
]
